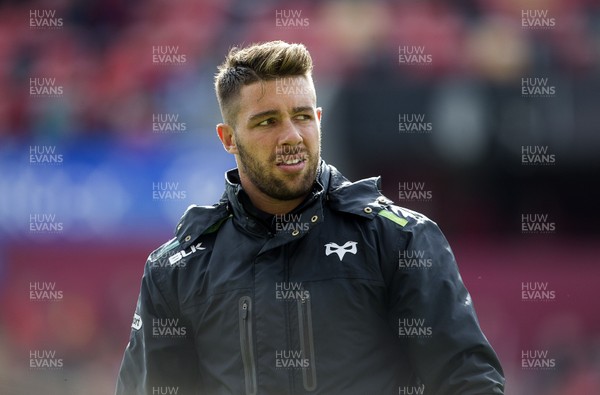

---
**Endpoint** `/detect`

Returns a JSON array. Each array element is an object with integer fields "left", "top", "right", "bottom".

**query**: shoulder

[
  {"left": 145, "top": 202, "right": 231, "bottom": 270},
  {"left": 325, "top": 164, "right": 436, "bottom": 233},
  {"left": 174, "top": 202, "right": 231, "bottom": 247}
]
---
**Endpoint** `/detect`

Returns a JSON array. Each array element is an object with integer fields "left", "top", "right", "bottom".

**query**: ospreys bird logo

[{"left": 324, "top": 241, "right": 358, "bottom": 261}]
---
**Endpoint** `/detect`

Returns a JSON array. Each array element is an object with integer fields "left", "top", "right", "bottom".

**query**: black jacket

[{"left": 116, "top": 162, "right": 504, "bottom": 395}]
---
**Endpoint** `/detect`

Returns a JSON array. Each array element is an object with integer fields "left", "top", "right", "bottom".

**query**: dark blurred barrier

[{"left": 325, "top": 72, "right": 600, "bottom": 236}]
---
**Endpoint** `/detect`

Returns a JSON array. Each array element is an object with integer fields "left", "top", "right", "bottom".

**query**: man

[{"left": 116, "top": 41, "right": 504, "bottom": 395}]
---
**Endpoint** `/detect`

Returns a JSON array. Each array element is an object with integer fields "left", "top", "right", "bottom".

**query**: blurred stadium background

[{"left": 1, "top": 0, "right": 599, "bottom": 394}]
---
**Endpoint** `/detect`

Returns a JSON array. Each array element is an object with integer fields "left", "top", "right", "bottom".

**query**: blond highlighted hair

[{"left": 214, "top": 41, "right": 313, "bottom": 126}]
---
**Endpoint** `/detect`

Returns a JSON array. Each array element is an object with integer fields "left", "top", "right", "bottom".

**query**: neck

[{"left": 240, "top": 181, "right": 308, "bottom": 215}]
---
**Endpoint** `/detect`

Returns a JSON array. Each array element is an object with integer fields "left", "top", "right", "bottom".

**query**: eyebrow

[
  {"left": 247, "top": 106, "right": 314, "bottom": 124},
  {"left": 247, "top": 110, "right": 279, "bottom": 123}
]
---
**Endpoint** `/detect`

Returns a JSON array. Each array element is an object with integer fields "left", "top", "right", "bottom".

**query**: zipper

[
  {"left": 239, "top": 296, "right": 257, "bottom": 395},
  {"left": 297, "top": 291, "right": 317, "bottom": 391}
]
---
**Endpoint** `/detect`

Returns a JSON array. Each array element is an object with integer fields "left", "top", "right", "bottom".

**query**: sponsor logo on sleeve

[{"left": 132, "top": 313, "right": 142, "bottom": 330}]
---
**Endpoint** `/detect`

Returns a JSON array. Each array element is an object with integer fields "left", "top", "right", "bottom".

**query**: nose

[{"left": 278, "top": 117, "right": 303, "bottom": 146}]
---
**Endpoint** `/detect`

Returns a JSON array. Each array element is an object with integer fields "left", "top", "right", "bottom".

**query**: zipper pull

[
  {"left": 242, "top": 301, "right": 249, "bottom": 320},
  {"left": 300, "top": 292, "right": 309, "bottom": 304}
]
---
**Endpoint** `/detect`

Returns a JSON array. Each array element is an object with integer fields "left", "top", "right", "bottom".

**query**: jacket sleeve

[
  {"left": 385, "top": 215, "right": 505, "bottom": 395},
  {"left": 115, "top": 259, "right": 199, "bottom": 395}
]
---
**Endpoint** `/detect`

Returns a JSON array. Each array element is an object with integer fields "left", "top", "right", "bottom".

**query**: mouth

[
  {"left": 276, "top": 154, "right": 308, "bottom": 173},
  {"left": 279, "top": 156, "right": 305, "bottom": 165}
]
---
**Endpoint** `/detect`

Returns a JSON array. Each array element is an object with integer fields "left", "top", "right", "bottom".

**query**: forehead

[{"left": 237, "top": 76, "right": 316, "bottom": 115}]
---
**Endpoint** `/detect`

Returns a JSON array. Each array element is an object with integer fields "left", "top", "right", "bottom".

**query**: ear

[
  {"left": 316, "top": 107, "right": 322, "bottom": 123},
  {"left": 216, "top": 123, "right": 238, "bottom": 154}
]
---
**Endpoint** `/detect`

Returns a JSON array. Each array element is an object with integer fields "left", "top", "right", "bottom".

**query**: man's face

[{"left": 219, "top": 76, "right": 322, "bottom": 202}]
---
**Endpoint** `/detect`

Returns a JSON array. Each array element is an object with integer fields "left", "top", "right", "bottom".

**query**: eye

[
  {"left": 257, "top": 118, "right": 275, "bottom": 127},
  {"left": 295, "top": 114, "right": 312, "bottom": 121}
]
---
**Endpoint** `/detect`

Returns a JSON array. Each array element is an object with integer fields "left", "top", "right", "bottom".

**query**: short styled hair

[{"left": 214, "top": 41, "right": 313, "bottom": 126}]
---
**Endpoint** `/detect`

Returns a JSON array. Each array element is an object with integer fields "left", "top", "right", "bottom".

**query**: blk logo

[{"left": 168, "top": 242, "right": 205, "bottom": 265}]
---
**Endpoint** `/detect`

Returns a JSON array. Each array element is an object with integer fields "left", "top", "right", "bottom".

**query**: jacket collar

[
  {"left": 174, "top": 160, "right": 393, "bottom": 248},
  {"left": 222, "top": 160, "right": 329, "bottom": 238}
]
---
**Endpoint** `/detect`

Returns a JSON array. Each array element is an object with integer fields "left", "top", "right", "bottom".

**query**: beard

[{"left": 236, "top": 139, "right": 319, "bottom": 201}]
